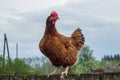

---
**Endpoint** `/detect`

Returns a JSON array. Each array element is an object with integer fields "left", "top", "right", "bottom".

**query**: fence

[{"left": 0, "top": 72, "right": 120, "bottom": 80}]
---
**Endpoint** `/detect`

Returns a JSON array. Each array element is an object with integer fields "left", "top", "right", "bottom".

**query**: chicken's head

[{"left": 50, "top": 11, "right": 59, "bottom": 24}]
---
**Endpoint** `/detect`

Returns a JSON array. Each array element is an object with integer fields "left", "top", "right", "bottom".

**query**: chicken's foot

[
  {"left": 48, "top": 67, "right": 60, "bottom": 78},
  {"left": 60, "top": 66, "right": 69, "bottom": 79}
]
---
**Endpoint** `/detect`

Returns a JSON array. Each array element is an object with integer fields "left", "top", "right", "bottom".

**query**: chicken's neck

[{"left": 45, "top": 23, "right": 58, "bottom": 36}]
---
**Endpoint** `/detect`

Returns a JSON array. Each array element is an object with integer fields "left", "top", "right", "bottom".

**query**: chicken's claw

[
  {"left": 60, "top": 66, "right": 69, "bottom": 79},
  {"left": 48, "top": 73, "right": 54, "bottom": 78},
  {"left": 48, "top": 67, "right": 60, "bottom": 78},
  {"left": 60, "top": 71, "right": 68, "bottom": 79}
]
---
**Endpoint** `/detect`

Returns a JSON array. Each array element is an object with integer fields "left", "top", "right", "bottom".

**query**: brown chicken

[{"left": 39, "top": 11, "right": 85, "bottom": 78}]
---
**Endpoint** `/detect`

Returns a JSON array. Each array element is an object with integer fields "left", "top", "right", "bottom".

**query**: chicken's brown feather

[{"left": 39, "top": 15, "right": 85, "bottom": 68}]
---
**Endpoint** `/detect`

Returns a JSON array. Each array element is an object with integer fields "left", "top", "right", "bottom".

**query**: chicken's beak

[
  {"left": 57, "top": 17, "right": 59, "bottom": 20},
  {"left": 55, "top": 16, "right": 59, "bottom": 20}
]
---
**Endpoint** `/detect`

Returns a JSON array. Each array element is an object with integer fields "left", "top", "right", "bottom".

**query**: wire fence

[{"left": 0, "top": 72, "right": 120, "bottom": 80}]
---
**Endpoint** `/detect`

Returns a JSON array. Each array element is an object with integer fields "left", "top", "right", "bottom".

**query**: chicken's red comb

[{"left": 50, "top": 11, "right": 58, "bottom": 17}]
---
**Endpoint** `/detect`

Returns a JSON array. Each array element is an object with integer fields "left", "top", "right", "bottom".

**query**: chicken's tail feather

[{"left": 71, "top": 28, "right": 85, "bottom": 50}]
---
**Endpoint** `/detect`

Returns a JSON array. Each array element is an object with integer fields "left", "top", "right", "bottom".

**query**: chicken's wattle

[{"left": 52, "top": 20, "right": 57, "bottom": 24}]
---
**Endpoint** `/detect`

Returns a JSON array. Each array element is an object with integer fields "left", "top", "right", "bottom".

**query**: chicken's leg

[
  {"left": 48, "top": 67, "right": 60, "bottom": 78},
  {"left": 61, "top": 66, "right": 69, "bottom": 79}
]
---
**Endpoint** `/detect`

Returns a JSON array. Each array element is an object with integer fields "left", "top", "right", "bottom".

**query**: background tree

[
  {"left": 0, "top": 55, "right": 4, "bottom": 73},
  {"left": 0, "top": 56, "right": 32, "bottom": 74},
  {"left": 101, "top": 54, "right": 120, "bottom": 72},
  {"left": 69, "top": 46, "right": 98, "bottom": 73}
]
